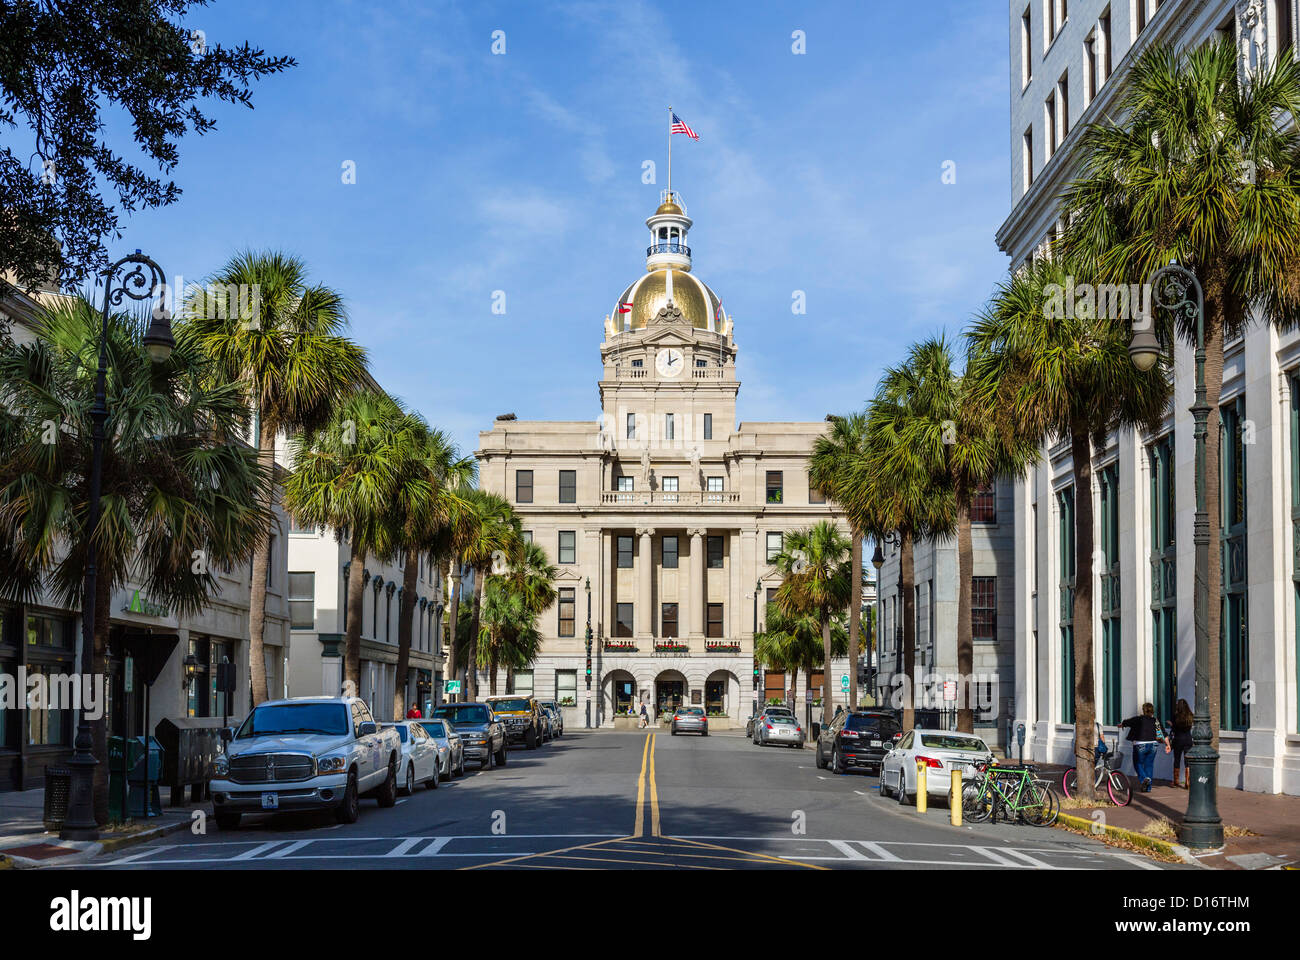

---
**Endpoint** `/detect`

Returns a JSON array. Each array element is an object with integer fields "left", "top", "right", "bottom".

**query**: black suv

[
  {"left": 815, "top": 709, "right": 902, "bottom": 775},
  {"left": 431, "top": 701, "right": 507, "bottom": 770}
]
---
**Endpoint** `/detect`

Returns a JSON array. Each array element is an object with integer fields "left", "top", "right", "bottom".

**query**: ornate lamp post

[
  {"left": 1129, "top": 260, "right": 1223, "bottom": 850},
  {"left": 62, "top": 251, "right": 174, "bottom": 841},
  {"left": 584, "top": 577, "right": 593, "bottom": 728}
]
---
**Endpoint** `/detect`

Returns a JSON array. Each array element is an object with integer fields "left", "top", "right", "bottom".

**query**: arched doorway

[
  {"left": 654, "top": 669, "right": 687, "bottom": 717},
  {"left": 706, "top": 669, "right": 739, "bottom": 719},
  {"left": 604, "top": 670, "right": 637, "bottom": 717}
]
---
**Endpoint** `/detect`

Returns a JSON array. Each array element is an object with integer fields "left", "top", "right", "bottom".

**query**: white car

[
  {"left": 879, "top": 729, "right": 994, "bottom": 805},
  {"left": 384, "top": 721, "right": 445, "bottom": 794}
]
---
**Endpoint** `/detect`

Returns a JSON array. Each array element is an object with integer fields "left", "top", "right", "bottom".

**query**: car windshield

[
  {"left": 770, "top": 716, "right": 798, "bottom": 725},
  {"left": 764, "top": 708, "right": 794, "bottom": 717},
  {"left": 677, "top": 707, "right": 704, "bottom": 716},
  {"left": 920, "top": 734, "right": 988, "bottom": 752},
  {"left": 433, "top": 704, "right": 490, "bottom": 724},
  {"left": 846, "top": 715, "right": 900, "bottom": 737},
  {"left": 237, "top": 703, "right": 349, "bottom": 738},
  {"left": 488, "top": 698, "right": 531, "bottom": 712}
]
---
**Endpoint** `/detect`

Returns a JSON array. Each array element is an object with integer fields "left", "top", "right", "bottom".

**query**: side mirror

[{"left": 358, "top": 721, "right": 377, "bottom": 737}]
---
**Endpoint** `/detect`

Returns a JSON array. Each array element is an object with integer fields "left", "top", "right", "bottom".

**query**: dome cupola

[{"left": 645, "top": 189, "right": 692, "bottom": 272}]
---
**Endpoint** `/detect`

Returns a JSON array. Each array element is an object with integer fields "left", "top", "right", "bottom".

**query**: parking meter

[{"left": 1016, "top": 721, "right": 1026, "bottom": 764}]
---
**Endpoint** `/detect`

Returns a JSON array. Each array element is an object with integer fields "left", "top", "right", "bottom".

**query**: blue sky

[{"left": 114, "top": 0, "right": 1013, "bottom": 458}]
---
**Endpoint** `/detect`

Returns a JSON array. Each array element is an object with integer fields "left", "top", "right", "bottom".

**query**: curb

[
  {"left": 1, "top": 816, "right": 192, "bottom": 869},
  {"left": 1054, "top": 811, "right": 1202, "bottom": 865}
]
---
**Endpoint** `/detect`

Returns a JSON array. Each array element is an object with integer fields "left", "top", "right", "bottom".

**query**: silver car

[
  {"left": 751, "top": 706, "right": 796, "bottom": 745},
  {"left": 417, "top": 718, "right": 465, "bottom": 779},
  {"left": 670, "top": 706, "right": 708, "bottom": 736},
  {"left": 755, "top": 711, "right": 805, "bottom": 747}
]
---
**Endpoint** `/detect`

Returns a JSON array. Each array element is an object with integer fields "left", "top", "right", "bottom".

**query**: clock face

[{"left": 656, "top": 348, "right": 684, "bottom": 378}]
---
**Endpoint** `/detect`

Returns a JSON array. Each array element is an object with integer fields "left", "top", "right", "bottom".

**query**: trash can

[
  {"left": 43, "top": 765, "right": 72, "bottom": 832},
  {"left": 108, "top": 736, "right": 163, "bottom": 819}
]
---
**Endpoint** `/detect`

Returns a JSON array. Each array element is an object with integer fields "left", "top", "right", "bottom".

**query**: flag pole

[{"left": 667, "top": 105, "right": 672, "bottom": 195}]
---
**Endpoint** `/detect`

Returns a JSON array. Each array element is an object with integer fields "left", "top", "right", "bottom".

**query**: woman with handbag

[{"left": 1118, "top": 702, "right": 1170, "bottom": 793}]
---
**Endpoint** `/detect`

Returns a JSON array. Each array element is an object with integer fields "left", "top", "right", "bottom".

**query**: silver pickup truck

[{"left": 210, "top": 696, "right": 402, "bottom": 830}]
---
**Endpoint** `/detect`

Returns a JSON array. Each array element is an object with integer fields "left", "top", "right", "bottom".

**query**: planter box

[{"left": 613, "top": 716, "right": 640, "bottom": 730}]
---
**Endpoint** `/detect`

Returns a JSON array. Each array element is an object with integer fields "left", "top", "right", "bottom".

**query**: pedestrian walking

[
  {"left": 1118, "top": 702, "right": 1169, "bottom": 792},
  {"left": 406, "top": 705, "right": 422, "bottom": 719},
  {"left": 639, "top": 700, "right": 649, "bottom": 729},
  {"left": 1168, "top": 698, "right": 1194, "bottom": 789}
]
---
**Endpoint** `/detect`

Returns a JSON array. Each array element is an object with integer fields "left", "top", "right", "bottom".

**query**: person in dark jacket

[
  {"left": 1167, "top": 699, "right": 1194, "bottom": 789},
  {"left": 1118, "top": 702, "right": 1169, "bottom": 792}
]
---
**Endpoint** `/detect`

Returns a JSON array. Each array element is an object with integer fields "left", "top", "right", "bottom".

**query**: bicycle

[
  {"left": 1062, "top": 740, "right": 1131, "bottom": 806},
  {"left": 962, "top": 760, "right": 1058, "bottom": 827}
]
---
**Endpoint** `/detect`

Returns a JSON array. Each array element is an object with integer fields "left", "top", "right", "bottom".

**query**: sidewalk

[
  {"left": 1037, "top": 764, "right": 1300, "bottom": 870},
  {"left": 0, "top": 787, "right": 197, "bottom": 869}
]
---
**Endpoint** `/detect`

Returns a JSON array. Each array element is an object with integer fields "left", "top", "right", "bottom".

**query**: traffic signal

[
  {"left": 753, "top": 662, "right": 760, "bottom": 686},
  {"left": 585, "top": 657, "right": 592, "bottom": 680}
]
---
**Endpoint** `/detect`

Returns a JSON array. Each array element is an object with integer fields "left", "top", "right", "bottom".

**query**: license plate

[{"left": 261, "top": 792, "right": 278, "bottom": 810}]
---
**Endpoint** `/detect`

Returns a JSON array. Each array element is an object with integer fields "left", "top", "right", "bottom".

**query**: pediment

[
  {"left": 554, "top": 568, "right": 584, "bottom": 582},
  {"left": 639, "top": 327, "right": 695, "bottom": 347}
]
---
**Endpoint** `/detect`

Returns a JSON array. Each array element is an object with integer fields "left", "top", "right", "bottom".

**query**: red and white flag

[{"left": 671, "top": 112, "right": 699, "bottom": 140}]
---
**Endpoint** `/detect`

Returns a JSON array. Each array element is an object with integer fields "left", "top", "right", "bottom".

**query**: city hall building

[{"left": 476, "top": 190, "right": 849, "bottom": 729}]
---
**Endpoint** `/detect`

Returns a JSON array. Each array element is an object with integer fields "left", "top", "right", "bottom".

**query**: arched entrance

[
  {"left": 604, "top": 670, "right": 637, "bottom": 716},
  {"left": 654, "top": 669, "right": 687, "bottom": 716},
  {"left": 706, "top": 669, "right": 739, "bottom": 719}
]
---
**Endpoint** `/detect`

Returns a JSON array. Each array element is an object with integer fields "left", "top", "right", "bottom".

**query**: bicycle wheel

[
  {"left": 1062, "top": 768, "right": 1078, "bottom": 798},
  {"left": 963, "top": 776, "right": 993, "bottom": 823},
  {"left": 1021, "top": 779, "right": 1059, "bottom": 827},
  {"left": 1106, "top": 770, "right": 1132, "bottom": 807}
]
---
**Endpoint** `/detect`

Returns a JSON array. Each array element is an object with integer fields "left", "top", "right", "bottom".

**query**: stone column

[
  {"left": 636, "top": 527, "right": 655, "bottom": 638},
  {"left": 689, "top": 528, "right": 706, "bottom": 637}
]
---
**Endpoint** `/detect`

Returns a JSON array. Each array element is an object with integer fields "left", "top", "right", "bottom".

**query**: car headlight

[
  {"left": 316, "top": 756, "right": 347, "bottom": 774},
  {"left": 213, "top": 756, "right": 229, "bottom": 777}
]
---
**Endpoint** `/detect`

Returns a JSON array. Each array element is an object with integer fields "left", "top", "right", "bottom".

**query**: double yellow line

[{"left": 632, "top": 732, "right": 660, "bottom": 837}]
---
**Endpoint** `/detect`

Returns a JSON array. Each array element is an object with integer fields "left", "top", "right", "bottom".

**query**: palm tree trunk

[
  {"left": 343, "top": 540, "right": 367, "bottom": 696},
  {"left": 900, "top": 529, "right": 916, "bottom": 732},
  {"left": 821, "top": 607, "right": 833, "bottom": 727},
  {"left": 467, "top": 569, "right": 484, "bottom": 700},
  {"left": 1203, "top": 273, "right": 1226, "bottom": 752},
  {"left": 246, "top": 421, "right": 276, "bottom": 707},
  {"left": 956, "top": 500, "right": 975, "bottom": 733},
  {"left": 1071, "top": 426, "right": 1098, "bottom": 801},
  {"left": 489, "top": 651, "right": 499, "bottom": 696},
  {"left": 392, "top": 547, "right": 419, "bottom": 720},
  {"left": 849, "top": 530, "right": 862, "bottom": 709},
  {"left": 92, "top": 574, "right": 112, "bottom": 826},
  {"left": 446, "top": 562, "right": 461, "bottom": 696}
]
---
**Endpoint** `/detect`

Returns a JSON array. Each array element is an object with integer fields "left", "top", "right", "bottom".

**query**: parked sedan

[
  {"left": 751, "top": 706, "right": 796, "bottom": 744},
  {"left": 431, "top": 702, "right": 508, "bottom": 770},
  {"left": 417, "top": 718, "right": 465, "bottom": 779},
  {"left": 670, "top": 706, "right": 708, "bottom": 736},
  {"left": 538, "top": 700, "right": 564, "bottom": 738},
  {"left": 383, "top": 721, "right": 443, "bottom": 794},
  {"left": 815, "top": 709, "right": 902, "bottom": 774},
  {"left": 879, "top": 729, "right": 994, "bottom": 805}
]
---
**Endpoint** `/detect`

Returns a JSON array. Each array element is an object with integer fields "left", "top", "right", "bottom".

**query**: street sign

[
  {"left": 444, "top": 680, "right": 461, "bottom": 694},
  {"left": 840, "top": 675, "right": 849, "bottom": 692},
  {"left": 942, "top": 680, "right": 958, "bottom": 702}
]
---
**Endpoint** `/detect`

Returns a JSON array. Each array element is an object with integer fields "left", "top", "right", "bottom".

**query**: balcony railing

[
  {"left": 647, "top": 242, "right": 691, "bottom": 257},
  {"left": 601, "top": 638, "right": 746, "bottom": 655},
  {"left": 600, "top": 490, "right": 742, "bottom": 505}
]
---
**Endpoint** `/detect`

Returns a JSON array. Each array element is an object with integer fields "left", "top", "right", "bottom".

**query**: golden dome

[
  {"left": 614, "top": 270, "right": 722, "bottom": 330},
  {"left": 655, "top": 193, "right": 683, "bottom": 215}
]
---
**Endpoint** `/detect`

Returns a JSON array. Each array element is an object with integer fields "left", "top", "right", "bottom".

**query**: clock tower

[{"left": 599, "top": 190, "right": 738, "bottom": 472}]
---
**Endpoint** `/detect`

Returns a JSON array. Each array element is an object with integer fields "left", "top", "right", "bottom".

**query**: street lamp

[
  {"left": 62, "top": 251, "right": 173, "bottom": 842},
  {"left": 1130, "top": 260, "right": 1223, "bottom": 850}
]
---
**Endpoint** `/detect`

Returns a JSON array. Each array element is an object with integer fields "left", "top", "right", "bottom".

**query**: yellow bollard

[
  {"left": 950, "top": 767, "right": 962, "bottom": 826},
  {"left": 915, "top": 760, "right": 927, "bottom": 814}
]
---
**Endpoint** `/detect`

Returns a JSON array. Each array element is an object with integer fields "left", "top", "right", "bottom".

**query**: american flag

[{"left": 671, "top": 112, "right": 699, "bottom": 140}]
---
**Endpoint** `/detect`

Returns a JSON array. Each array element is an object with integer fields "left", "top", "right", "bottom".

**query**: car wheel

[
  {"left": 897, "top": 769, "right": 910, "bottom": 807},
  {"left": 495, "top": 741, "right": 508, "bottom": 767},
  {"left": 480, "top": 748, "right": 492, "bottom": 771},
  {"left": 457, "top": 751, "right": 466, "bottom": 777},
  {"left": 403, "top": 763, "right": 416, "bottom": 796},
  {"left": 429, "top": 760, "right": 440, "bottom": 789},
  {"left": 336, "top": 770, "right": 360, "bottom": 824},
  {"left": 377, "top": 758, "right": 398, "bottom": 808},
  {"left": 815, "top": 743, "right": 827, "bottom": 769},
  {"left": 525, "top": 728, "right": 538, "bottom": 749},
  {"left": 671, "top": 726, "right": 678, "bottom": 736},
  {"left": 879, "top": 767, "right": 892, "bottom": 797},
  {"left": 215, "top": 810, "right": 241, "bottom": 831},
  {"left": 833, "top": 747, "right": 846, "bottom": 775}
]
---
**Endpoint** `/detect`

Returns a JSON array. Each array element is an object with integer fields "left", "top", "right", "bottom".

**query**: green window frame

[
  {"left": 1099, "top": 463, "right": 1121, "bottom": 725},
  {"left": 1149, "top": 434, "right": 1177, "bottom": 725},
  {"left": 1293, "top": 375, "right": 1300, "bottom": 731},
  {"left": 1058, "top": 486, "right": 1075, "bottom": 725},
  {"left": 1221, "top": 397, "right": 1250, "bottom": 731}
]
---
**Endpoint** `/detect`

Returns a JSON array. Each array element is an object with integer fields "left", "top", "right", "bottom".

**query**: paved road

[{"left": 56, "top": 731, "right": 1171, "bottom": 870}]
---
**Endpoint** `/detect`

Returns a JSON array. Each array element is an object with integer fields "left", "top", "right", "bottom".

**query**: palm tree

[
  {"left": 284, "top": 391, "right": 424, "bottom": 695},
  {"left": 0, "top": 297, "right": 270, "bottom": 824},
  {"left": 457, "top": 489, "right": 523, "bottom": 700},
  {"left": 968, "top": 258, "right": 1171, "bottom": 799},
  {"left": 389, "top": 425, "right": 473, "bottom": 719},
  {"left": 855, "top": 353, "right": 958, "bottom": 732},
  {"left": 884, "top": 337, "right": 1039, "bottom": 732},
  {"left": 428, "top": 465, "right": 477, "bottom": 700},
  {"left": 772, "top": 522, "right": 852, "bottom": 726},
  {"left": 810, "top": 412, "right": 869, "bottom": 709},
  {"left": 476, "top": 541, "right": 556, "bottom": 695},
  {"left": 756, "top": 601, "right": 848, "bottom": 712},
  {"left": 179, "top": 251, "right": 367, "bottom": 706},
  {"left": 1059, "top": 38, "right": 1300, "bottom": 742}
]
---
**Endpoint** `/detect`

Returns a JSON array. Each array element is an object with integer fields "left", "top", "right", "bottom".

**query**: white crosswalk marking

[
  {"left": 384, "top": 838, "right": 424, "bottom": 857},
  {"left": 858, "top": 841, "right": 902, "bottom": 861},
  {"left": 828, "top": 840, "right": 868, "bottom": 860},
  {"left": 232, "top": 841, "right": 283, "bottom": 860},
  {"left": 417, "top": 837, "right": 452, "bottom": 856},
  {"left": 266, "top": 840, "right": 314, "bottom": 859}
]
